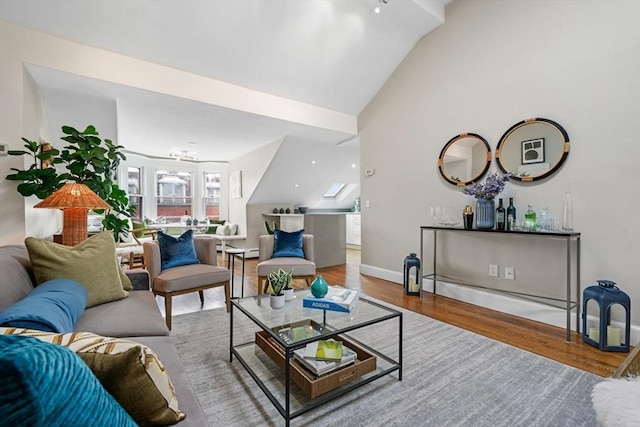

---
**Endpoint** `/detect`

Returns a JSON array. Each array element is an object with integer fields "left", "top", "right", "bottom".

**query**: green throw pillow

[
  {"left": 25, "top": 232, "right": 130, "bottom": 308},
  {"left": 206, "top": 219, "right": 226, "bottom": 234},
  {"left": 131, "top": 220, "right": 147, "bottom": 238}
]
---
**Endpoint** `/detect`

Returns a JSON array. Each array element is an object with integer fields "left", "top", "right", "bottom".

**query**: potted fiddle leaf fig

[
  {"left": 5, "top": 125, "right": 135, "bottom": 240},
  {"left": 267, "top": 268, "right": 293, "bottom": 309}
]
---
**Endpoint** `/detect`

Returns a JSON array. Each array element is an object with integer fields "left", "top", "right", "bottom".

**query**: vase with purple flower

[{"left": 463, "top": 172, "right": 512, "bottom": 230}]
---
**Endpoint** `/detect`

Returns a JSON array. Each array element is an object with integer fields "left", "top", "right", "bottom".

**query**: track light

[
  {"left": 374, "top": 0, "right": 387, "bottom": 14},
  {"left": 169, "top": 149, "right": 197, "bottom": 161}
]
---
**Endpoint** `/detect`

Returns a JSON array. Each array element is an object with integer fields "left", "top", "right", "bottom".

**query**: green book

[{"left": 304, "top": 340, "right": 343, "bottom": 361}]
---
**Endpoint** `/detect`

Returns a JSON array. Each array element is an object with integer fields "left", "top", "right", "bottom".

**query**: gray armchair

[
  {"left": 256, "top": 234, "right": 316, "bottom": 294},
  {"left": 143, "top": 237, "right": 230, "bottom": 330}
]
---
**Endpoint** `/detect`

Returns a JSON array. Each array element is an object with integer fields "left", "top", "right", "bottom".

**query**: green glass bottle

[
  {"left": 506, "top": 198, "right": 516, "bottom": 230},
  {"left": 524, "top": 204, "right": 537, "bottom": 231}
]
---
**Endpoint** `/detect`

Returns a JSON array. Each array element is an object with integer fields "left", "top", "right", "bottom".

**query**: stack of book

[
  {"left": 302, "top": 287, "right": 359, "bottom": 313},
  {"left": 293, "top": 339, "right": 357, "bottom": 376}
]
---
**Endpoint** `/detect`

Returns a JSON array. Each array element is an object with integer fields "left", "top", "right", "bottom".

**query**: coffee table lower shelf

[{"left": 255, "top": 331, "right": 377, "bottom": 399}]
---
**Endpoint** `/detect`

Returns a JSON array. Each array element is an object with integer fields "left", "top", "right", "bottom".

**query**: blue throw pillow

[
  {"left": 0, "top": 335, "right": 137, "bottom": 427},
  {"left": 157, "top": 229, "right": 200, "bottom": 270},
  {"left": 0, "top": 279, "right": 87, "bottom": 333},
  {"left": 272, "top": 229, "right": 305, "bottom": 258}
]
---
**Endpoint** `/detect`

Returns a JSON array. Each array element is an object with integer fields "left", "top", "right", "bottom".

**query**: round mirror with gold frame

[
  {"left": 496, "top": 117, "right": 570, "bottom": 182},
  {"left": 438, "top": 133, "right": 491, "bottom": 186}
]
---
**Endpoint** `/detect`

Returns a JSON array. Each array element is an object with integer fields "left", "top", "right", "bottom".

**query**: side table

[{"left": 226, "top": 248, "right": 257, "bottom": 298}]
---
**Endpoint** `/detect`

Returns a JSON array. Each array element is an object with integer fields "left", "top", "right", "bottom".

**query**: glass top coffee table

[{"left": 230, "top": 289, "right": 402, "bottom": 426}]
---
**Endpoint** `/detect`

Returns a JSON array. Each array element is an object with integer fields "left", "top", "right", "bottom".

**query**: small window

[
  {"left": 128, "top": 167, "right": 143, "bottom": 220},
  {"left": 156, "top": 170, "right": 192, "bottom": 223},
  {"left": 323, "top": 183, "right": 346, "bottom": 198},
  {"left": 204, "top": 172, "right": 221, "bottom": 220}
]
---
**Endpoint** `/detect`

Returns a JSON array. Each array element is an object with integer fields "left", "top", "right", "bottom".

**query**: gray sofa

[{"left": 0, "top": 244, "right": 207, "bottom": 426}]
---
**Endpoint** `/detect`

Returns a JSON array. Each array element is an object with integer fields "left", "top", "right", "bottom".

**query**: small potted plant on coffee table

[{"left": 268, "top": 268, "right": 293, "bottom": 309}]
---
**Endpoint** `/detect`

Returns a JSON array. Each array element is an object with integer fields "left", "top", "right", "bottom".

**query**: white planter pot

[
  {"left": 270, "top": 294, "right": 285, "bottom": 309},
  {"left": 283, "top": 288, "right": 294, "bottom": 301}
]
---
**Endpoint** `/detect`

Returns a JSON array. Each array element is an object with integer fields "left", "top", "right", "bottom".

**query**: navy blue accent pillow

[
  {"left": 0, "top": 335, "right": 137, "bottom": 427},
  {"left": 272, "top": 229, "right": 305, "bottom": 258},
  {"left": 0, "top": 279, "right": 87, "bottom": 333},
  {"left": 157, "top": 229, "right": 200, "bottom": 270}
]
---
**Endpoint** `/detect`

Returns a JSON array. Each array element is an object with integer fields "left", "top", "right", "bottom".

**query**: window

[
  {"left": 323, "top": 182, "right": 346, "bottom": 198},
  {"left": 204, "top": 172, "right": 220, "bottom": 220},
  {"left": 128, "top": 167, "right": 143, "bottom": 220},
  {"left": 156, "top": 170, "right": 192, "bottom": 223}
]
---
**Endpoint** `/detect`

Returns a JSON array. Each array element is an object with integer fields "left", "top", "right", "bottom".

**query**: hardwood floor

[{"left": 160, "top": 249, "right": 627, "bottom": 378}]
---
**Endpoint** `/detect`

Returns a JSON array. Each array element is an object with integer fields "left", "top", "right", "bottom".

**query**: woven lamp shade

[{"left": 35, "top": 183, "right": 111, "bottom": 246}]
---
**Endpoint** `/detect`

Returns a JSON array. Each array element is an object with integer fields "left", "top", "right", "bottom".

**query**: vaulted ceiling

[{"left": 1, "top": 0, "right": 450, "bottom": 161}]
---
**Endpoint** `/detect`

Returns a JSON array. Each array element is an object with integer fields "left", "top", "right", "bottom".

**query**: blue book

[{"left": 302, "top": 287, "right": 359, "bottom": 313}]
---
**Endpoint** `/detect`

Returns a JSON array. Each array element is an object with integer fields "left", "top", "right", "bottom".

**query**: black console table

[{"left": 419, "top": 226, "right": 581, "bottom": 341}]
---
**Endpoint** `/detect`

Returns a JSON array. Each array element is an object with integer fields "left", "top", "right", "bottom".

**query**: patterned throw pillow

[
  {"left": 1, "top": 327, "right": 185, "bottom": 426},
  {"left": 25, "top": 231, "right": 131, "bottom": 307},
  {"left": 157, "top": 230, "right": 200, "bottom": 270},
  {"left": 0, "top": 335, "right": 137, "bottom": 427}
]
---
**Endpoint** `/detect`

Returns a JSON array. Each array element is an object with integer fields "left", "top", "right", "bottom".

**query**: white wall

[{"left": 359, "top": 0, "right": 640, "bottom": 332}]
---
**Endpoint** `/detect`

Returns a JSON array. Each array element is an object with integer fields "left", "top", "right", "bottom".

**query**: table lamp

[{"left": 34, "top": 182, "right": 111, "bottom": 246}]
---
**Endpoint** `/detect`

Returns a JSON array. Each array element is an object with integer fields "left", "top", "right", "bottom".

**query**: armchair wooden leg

[
  {"left": 164, "top": 294, "right": 172, "bottom": 330},
  {"left": 259, "top": 276, "right": 268, "bottom": 294},
  {"left": 224, "top": 281, "right": 230, "bottom": 313},
  {"left": 198, "top": 290, "right": 204, "bottom": 305}
]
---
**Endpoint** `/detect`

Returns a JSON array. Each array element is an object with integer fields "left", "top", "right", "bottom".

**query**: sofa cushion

[
  {"left": 157, "top": 230, "right": 200, "bottom": 270},
  {"left": 0, "top": 279, "right": 87, "bottom": 333},
  {"left": 215, "top": 223, "right": 230, "bottom": 235},
  {"left": 25, "top": 232, "right": 130, "bottom": 307},
  {"left": 0, "top": 245, "right": 37, "bottom": 312},
  {"left": 75, "top": 290, "right": 169, "bottom": 337},
  {"left": 272, "top": 228, "right": 305, "bottom": 258},
  {"left": 0, "top": 334, "right": 137, "bottom": 427},
  {"left": 1, "top": 327, "right": 185, "bottom": 426}
]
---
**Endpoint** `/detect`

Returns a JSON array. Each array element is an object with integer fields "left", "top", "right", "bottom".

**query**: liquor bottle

[
  {"left": 506, "top": 198, "right": 516, "bottom": 230},
  {"left": 524, "top": 204, "right": 537, "bottom": 231},
  {"left": 496, "top": 198, "right": 506, "bottom": 230},
  {"left": 562, "top": 191, "right": 573, "bottom": 231},
  {"left": 180, "top": 209, "right": 191, "bottom": 226}
]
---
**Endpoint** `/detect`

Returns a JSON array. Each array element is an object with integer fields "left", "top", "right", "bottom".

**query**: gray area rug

[{"left": 170, "top": 302, "right": 601, "bottom": 427}]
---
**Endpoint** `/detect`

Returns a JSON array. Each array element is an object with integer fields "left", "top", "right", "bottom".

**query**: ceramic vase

[
  {"left": 310, "top": 275, "right": 329, "bottom": 298},
  {"left": 283, "top": 288, "right": 294, "bottom": 301},
  {"left": 476, "top": 198, "right": 495, "bottom": 229},
  {"left": 270, "top": 294, "right": 285, "bottom": 309}
]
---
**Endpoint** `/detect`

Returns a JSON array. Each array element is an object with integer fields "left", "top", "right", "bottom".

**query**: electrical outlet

[
  {"left": 505, "top": 267, "right": 515, "bottom": 280},
  {"left": 489, "top": 264, "right": 499, "bottom": 277}
]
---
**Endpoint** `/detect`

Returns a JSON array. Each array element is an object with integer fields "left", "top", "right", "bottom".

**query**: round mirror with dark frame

[
  {"left": 438, "top": 133, "right": 491, "bottom": 186},
  {"left": 496, "top": 117, "right": 570, "bottom": 182}
]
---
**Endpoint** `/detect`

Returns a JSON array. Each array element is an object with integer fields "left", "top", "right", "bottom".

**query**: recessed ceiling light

[
  {"left": 295, "top": 184, "right": 299, "bottom": 188},
  {"left": 311, "top": 160, "right": 316, "bottom": 164},
  {"left": 352, "top": 163, "right": 356, "bottom": 168}
]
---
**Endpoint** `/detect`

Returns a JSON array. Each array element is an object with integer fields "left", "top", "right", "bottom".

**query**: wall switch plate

[
  {"left": 505, "top": 267, "right": 515, "bottom": 280},
  {"left": 489, "top": 264, "right": 499, "bottom": 277},
  {"left": 365, "top": 200, "right": 371, "bottom": 208},
  {"left": 0, "top": 143, "right": 8, "bottom": 155}
]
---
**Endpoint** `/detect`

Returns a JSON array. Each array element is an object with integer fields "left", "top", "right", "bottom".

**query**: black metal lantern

[
  {"left": 582, "top": 280, "right": 631, "bottom": 352},
  {"left": 403, "top": 253, "right": 420, "bottom": 296}
]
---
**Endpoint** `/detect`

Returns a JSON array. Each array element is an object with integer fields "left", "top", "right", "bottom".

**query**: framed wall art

[
  {"left": 521, "top": 138, "right": 545, "bottom": 165},
  {"left": 230, "top": 170, "right": 242, "bottom": 199}
]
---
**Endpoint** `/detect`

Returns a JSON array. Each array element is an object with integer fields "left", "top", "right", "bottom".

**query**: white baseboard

[{"left": 359, "top": 263, "right": 640, "bottom": 346}]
